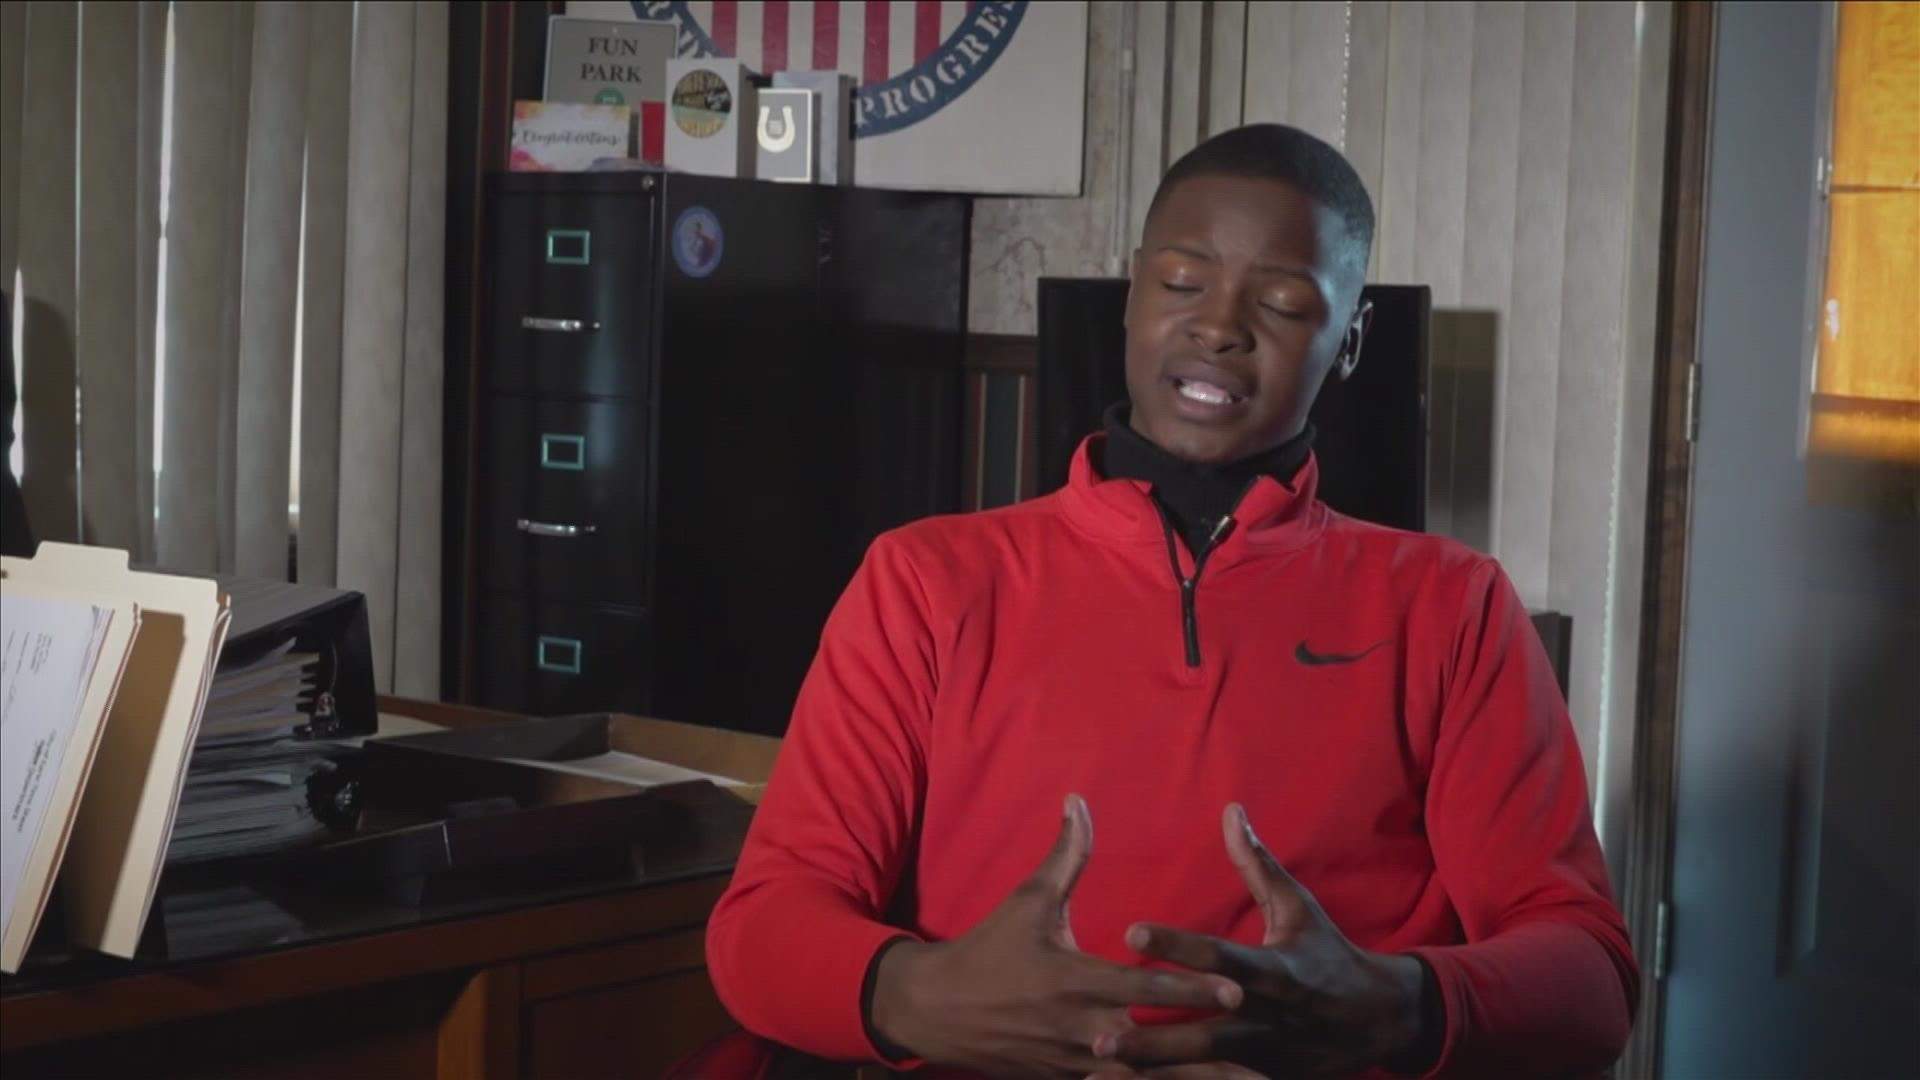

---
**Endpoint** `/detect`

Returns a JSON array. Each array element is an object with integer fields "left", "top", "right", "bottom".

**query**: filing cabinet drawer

[
  {"left": 487, "top": 190, "right": 656, "bottom": 399},
  {"left": 471, "top": 595, "right": 652, "bottom": 716},
  {"left": 481, "top": 396, "right": 650, "bottom": 605}
]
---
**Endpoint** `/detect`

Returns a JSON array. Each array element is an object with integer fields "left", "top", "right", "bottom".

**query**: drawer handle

[
  {"left": 521, "top": 316, "right": 601, "bottom": 333},
  {"left": 546, "top": 228, "right": 591, "bottom": 265},
  {"left": 517, "top": 519, "right": 597, "bottom": 538},
  {"left": 540, "top": 433, "right": 586, "bottom": 470},
  {"left": 537, "top": 635, "right": 583, "bottom": 675}
]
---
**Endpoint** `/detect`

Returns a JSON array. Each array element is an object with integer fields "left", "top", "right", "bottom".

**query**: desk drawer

[
  {"left": 487, "top": 190, "right": 656, "bottom": 399},
  {"left": 480, "top": 396, "right": 650, "bottom": 605},
  {"left": 471, "top": 596, "right": 652, "bottom": 716}
]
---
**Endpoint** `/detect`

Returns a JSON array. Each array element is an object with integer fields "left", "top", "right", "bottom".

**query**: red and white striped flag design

[{"left": 681, "top": 1, "right": 979, "bottom": 81}]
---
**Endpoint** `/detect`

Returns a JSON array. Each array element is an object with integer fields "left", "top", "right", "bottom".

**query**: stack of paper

[
  {"left": 0, "top": 585, "right": 140, "bottom": 973},
  {"left": 168, "top": 640, "right": 340, "bottom": 862},
  {"left": 0, "top": 543, "right": 231, "bottom": 969}
]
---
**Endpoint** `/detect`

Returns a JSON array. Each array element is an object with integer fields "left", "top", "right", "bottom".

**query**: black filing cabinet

[{"left": 460, "top": 172, "right": 967, "bottom": 734}]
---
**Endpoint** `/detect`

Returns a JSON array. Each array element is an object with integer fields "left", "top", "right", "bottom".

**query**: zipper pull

[{"left": 1207, "top": 514, "right": 1237, "bottom": 551}]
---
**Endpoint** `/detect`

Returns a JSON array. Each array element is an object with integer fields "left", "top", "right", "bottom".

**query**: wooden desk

[{"left": 0, "top": 700, "right": 755, "bottom": 1079}]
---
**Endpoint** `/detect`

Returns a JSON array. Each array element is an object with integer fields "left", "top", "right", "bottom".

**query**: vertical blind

[{"left": 0, "top": 0, "right": 449, "bottom": 696}]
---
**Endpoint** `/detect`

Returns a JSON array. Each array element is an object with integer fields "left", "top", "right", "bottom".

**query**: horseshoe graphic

[{"left": 758, "top": 105, "right": 796, "bottom": 152}]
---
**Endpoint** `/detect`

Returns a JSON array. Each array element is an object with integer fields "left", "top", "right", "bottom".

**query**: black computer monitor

[{"left": 1035, "top": 279, "right": 1430, "bottom": 532}]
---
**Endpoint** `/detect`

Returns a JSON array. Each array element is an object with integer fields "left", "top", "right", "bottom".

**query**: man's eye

[{"left": 1261, "top": 303, "right": 1307, "bottom": 320}]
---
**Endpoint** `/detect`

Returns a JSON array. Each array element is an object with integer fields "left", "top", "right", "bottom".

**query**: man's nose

[{"left": 1187, "top": 291, "right": 1253, "bottom": 353}]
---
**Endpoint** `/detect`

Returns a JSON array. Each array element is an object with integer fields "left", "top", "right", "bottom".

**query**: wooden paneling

[
  {"left": 2, "top": 974, "right": 466, "bottom": 1079},
  {"left": 1830, "top": 0, "right": 1920, "bottom": 191},
  {"left": 1813, "top": 0, "right": 1920, "bottom": 468},
  {"left": 523, "top": 928, "right": 707, "bottom": 1001},
  {"left": 1817, "top": 193, "right": 1920, "bottom": 403},
  {"left": 438, "top": 966, "right": 523, "bottom": 1080},
  {"left": 0, "top": 876, "right": 727, "bottom": 1051},
  {"left": 526, "top": 968, "right": 734, "bottom": 1079}
]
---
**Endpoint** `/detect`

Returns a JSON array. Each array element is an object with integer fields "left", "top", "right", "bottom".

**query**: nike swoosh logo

[{"left": 1294, "top": 639, "right": 1391, "bottom": 666}]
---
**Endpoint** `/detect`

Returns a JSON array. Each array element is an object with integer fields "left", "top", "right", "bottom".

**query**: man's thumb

[
  {"left": 1224, "top": 803, "right": 1310, "bottom": 943},
  {"left": 1032, "top": 793, "right": 1093, "bottom": 902}
]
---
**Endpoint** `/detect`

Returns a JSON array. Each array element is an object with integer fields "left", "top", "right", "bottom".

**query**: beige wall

[{"left": 971, "top": 1, "right": 1673, "bottom": 859}]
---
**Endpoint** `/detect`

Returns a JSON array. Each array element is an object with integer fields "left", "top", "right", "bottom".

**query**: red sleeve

[
  {"left": 704, "top": 534, "right": 935, "bottom": 1063},
  {"left": 1403, "top": 560, "right": 1641, "bottom": 1077}
]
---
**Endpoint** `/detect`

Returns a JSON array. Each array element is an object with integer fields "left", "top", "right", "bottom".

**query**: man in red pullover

[{"left": 705, "top": 124, "right": 1638, "bottom": 1078}]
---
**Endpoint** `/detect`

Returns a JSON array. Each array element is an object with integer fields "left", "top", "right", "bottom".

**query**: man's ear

[{"left": 1333, "top": 298, "right": 1373, "bottom": 382}]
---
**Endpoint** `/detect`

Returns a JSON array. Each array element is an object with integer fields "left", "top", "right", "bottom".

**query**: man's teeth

[{"left": 1176, "top": 379, "right": 1238, "bottom": 405}]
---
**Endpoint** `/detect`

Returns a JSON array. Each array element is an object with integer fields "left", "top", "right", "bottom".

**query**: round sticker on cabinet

[
  {"left": 671, "top": 206, "right": 724, "bottom": 279},
  {"left": 671, "top": 68, "right": 732, "bottom": 138}
]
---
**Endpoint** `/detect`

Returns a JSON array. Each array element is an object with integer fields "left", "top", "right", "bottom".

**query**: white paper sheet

[{"left": 0, "top": 593, "right": 114, "bottom": 933}]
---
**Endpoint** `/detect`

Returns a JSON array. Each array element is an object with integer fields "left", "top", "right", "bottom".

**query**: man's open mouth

[{"left": 1173, "top": 376, "right": 1247, "bottom": 406}]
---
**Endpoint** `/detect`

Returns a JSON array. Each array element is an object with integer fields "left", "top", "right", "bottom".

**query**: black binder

[{"left": 203, "top": 575, "right": 379, "bottom": 740}]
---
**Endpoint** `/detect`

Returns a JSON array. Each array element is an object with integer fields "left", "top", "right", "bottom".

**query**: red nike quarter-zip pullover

[{"left": 706, "top": 435, "right": 1639, "bottom": 1078}]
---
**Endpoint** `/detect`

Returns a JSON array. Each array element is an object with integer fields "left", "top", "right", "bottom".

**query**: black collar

[{"left": 1099, "top": 403, "right": 1314, "bottom": 557}]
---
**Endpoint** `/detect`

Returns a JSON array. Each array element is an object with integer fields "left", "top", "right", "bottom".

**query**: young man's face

[{"left": 1123, "top": 174, "right": 1367, "bottom": 465}]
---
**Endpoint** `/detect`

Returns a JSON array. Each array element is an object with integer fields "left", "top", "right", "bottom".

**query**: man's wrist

[
  {"left": 1377, "top": 953, "right": 1443, "bottom": 1076},
  {"left": 863, "top": 937, "right": 932, "bottom": 1063}
]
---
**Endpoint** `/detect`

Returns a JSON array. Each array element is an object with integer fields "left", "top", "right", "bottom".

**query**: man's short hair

[{"left": 1145, "top": 124, "right": 1376, "bottom": 274}]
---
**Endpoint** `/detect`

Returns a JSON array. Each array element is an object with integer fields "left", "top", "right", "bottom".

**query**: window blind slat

[
  {"left": 158, "top": 1, "right": 245, "bottom": 571},
  {"left": 394, "top": 0, "right": 449, "bottom": 698},
  {"left": 78, "top": 0, "right": 144, "bottom": 551},
  {"left": 17, "top": 0, "right": 80, "bottom": 543},
  {"left": 297, "top": 0, "right": 352, "bottom": 588},
  {"left": 337, "top": 0, "right": 419, "bottom": 690},
  {"left": 234, "top": 0, "right": 311, "bottom": 581}
]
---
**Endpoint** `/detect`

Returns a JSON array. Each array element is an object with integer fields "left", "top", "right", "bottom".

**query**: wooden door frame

[{"left": 1617, "top": 2, "right": 1717, "bottom": 1076}]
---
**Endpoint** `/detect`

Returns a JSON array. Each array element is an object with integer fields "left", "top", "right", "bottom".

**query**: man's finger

[
  {"left": 1079, "top": 955, "right": 1244, "bottom": 1011},
  {"left": 1090, "top": 1060, "right": 1267, "bottom": 1068},
  {"left": 1031, "top": 792, "right": 1094, "bottom": 901},
  {"left": 1123, "top": 924, "right": 1268, "bottom": 986},
  {"left": 1103, "top": 1019, "right": 1228, "bottom": 1068},
  {"left": 1222, "top": 804, "right": 1312, "bottom": 944},
  {"left": 1110, "top": 1019, "right": 1281, "bottom": 1071},
  {"left": 1141, "top": 1066, "right": 1269, "bottom": 1080}
]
